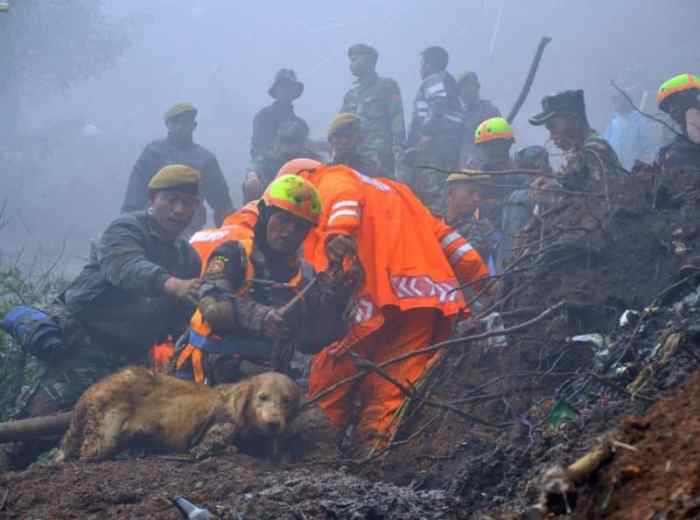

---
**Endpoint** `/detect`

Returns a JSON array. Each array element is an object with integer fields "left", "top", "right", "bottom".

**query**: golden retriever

[{"left": 55, "top": 367, "right": 300, "bottom": 462}]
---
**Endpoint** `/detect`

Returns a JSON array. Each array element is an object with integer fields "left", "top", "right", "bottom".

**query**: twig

[
  {"left": 611, "top": 80, "right": 684, "bottom": 140},
  {"left": 0, "top": 487, "right": 8, "bottom": 511},
  {"left": 348, "top": 352, "right": 502, "bottom": 428},
  {"left": 420, "top": 165, "right": 561, "bottom": 179},
  {"left": 589, "top": 373, "right": 654, "bottom": 404},
  {"left": 304, "top": 301, "right": 567, "bottom": 409}
]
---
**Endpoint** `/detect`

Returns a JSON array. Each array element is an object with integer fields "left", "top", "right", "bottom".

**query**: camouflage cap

[
  {"left": 348, "top": 43, "right": 378, "bottom": 60},
  {"left": 529, "top": 89, "right": 588, "bottom": 126},
  {"left": 164, "top": 102, "right": 197, "bottom": 122},
  {"left": 268, "top": 69, "right": 304, "bottom": 100}
]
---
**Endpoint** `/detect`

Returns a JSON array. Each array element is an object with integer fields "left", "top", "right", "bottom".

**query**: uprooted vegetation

[{"left": 2, "top": 168, "right": 700, "bottom": 519}]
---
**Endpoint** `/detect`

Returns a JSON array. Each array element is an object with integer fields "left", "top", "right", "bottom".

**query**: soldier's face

[
  {"left": 274, "top": 82, "right": 299, "bottom": 103},
  {"left": 545, "top": 115, "right": 577, "bottom": 151},
  {"left": 419, "top": 56, "right": 432, "bottom": 80},
  {"left": 349, "top": 54, "right": 374, "bottom": 77},
  {"left": 480, "top": 140, "right": 512, "bottom": 161},
  {"left": 166, "top": 114, "right": 196, "bottom": 145},
  {"left": 460, "top": 81, "right": 480, "bottom": 104},
  {"left": 149, "top": 190, "right": 200, "bottom": 236},
  {"left": 266, "top": 209, "right": 312, "bottom": 254},
  {"left": 448, "top": 183, "right": 481, "bottom": 217},
  {"left": 329, "top": 130, "right": 360, "bottom": 159}
]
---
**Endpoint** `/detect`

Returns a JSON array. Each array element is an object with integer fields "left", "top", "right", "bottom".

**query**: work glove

[
  {"left": 261, "top": 308, "right": 291, "bottom": 341},
  {"left": 325, "top": 235, "right": 358, "bottom": 267},
  {"left": 164, "top": 277, "right": 202, "bottom": 304}
]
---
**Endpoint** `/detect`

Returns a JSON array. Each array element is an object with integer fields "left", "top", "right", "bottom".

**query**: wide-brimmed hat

[
  {"left": 268, "top": 69, "right": 304, "bottom": 100},
  {"left": 529, "top": 89, "right": 587, "bottom": 126}
]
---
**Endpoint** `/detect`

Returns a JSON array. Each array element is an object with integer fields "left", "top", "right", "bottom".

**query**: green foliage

[{"left": 0, "top": 266, "right": 64, "bottom": 421}]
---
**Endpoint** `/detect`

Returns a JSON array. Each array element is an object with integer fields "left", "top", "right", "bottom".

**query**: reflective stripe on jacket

[{"left": 299, "top": 164, "right": 488, "bottom": 354}]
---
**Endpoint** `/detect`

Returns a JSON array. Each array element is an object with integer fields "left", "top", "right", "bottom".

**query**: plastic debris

[
  {"left": 619, "top": 310, "right": 640, "bottom": 328},
  {"left": 172, "top": 496, "right": 215, "bottom": 519},
  {"left": 570, "top": 333, "right": 607, "bottom": 351}
]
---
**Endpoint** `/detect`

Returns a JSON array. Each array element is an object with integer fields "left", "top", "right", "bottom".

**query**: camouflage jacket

[
  {"left": 560, "top": 130, "right": 626, "bottom": 190},
  {"left": 447, "top": 213, "right": 498, "bottom": 266},
  {"left": 408, "top": 71, "right": 464, "bottom": 146},
  {"left": 458, "top": 99, "right": 502, "bottom": 168},
  {"left": 656, "top": 135, "right": 700, "bottom": 173},
  {"left": 122, "top": 138, "right": 234, "bottom": 229},
  {"left": 250, "top": 101, "right": 309, "bottom": 167},
  {"left": 341, "top": 72, "right": 406, "bottom": 164},
  {"left": 256, "top": 146, "right": 324, "bottom": 189},
  {"left": 60, "top": 211, "right": 200, "bottom": 357}
]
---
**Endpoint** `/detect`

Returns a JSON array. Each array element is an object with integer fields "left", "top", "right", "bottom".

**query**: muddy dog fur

[{"left": 55, "top": 367, "right": 301, "bottom": 462}]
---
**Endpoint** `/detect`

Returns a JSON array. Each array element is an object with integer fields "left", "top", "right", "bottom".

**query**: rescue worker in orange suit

[
  {"left": 172, "top": 175, "right": 361, "bottom": 385},
  {"left": 271, "top": 158, "right": 490, "bottom": 452}
]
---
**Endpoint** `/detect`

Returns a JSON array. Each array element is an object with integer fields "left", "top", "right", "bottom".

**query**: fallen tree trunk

[{"left": 0, "top": 412, "right": 71, "bottom": 443}]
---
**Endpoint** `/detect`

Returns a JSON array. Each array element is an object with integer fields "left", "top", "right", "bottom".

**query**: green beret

[
  {"left": 328, "top": 113, "right": 361, "bottom": 139},
  {"left": 164, "top": 102, "right": 197, "bottom": 122},
  {"left": 148, "top": 164, "right": 200, "bottom": 194}
]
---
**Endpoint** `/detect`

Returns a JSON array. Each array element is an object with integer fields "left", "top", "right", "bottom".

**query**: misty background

[{"left": 1, "top": 0, "right": 699, "bottom": 276}]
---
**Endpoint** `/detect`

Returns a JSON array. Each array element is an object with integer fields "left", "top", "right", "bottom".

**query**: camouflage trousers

[{"left": 13, "top": 347, "right": 123, "bottom": 419}]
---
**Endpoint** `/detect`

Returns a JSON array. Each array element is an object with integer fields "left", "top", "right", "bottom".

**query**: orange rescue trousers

[{"left": 308, "top": 307, "right": 449, "bottom": 446}]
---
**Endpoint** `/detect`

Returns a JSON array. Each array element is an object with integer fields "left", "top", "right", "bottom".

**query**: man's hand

[
  {"left": 325, "top": 235, "right": 357, "bottom": 267},
  {"left": 164, "top": 277, "right": 202, "bottom": 304},
  {"left": 242, "top": 171, "right": 262, "bottom": 202},
  {"left": 262, "top": 308, "right": 291, "bottom": 340}
]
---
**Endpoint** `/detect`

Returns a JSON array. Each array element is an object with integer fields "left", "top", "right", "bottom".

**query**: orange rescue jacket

[{"left": 297, "top": 164, "right": 489, "bottom": 354}]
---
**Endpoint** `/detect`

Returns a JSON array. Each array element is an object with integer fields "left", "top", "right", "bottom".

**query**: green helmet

[
  {"left": 657, "top": 73, "right": 700, "bottom": 112},
  {"left": 262, "top": 174, "right": 322, "bottom": 225},
  {"left": 474, "top": 117, "right": 514, "bottom": 144}
]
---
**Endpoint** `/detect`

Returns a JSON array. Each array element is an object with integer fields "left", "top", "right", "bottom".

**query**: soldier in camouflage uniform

[
  {"left": 529, "top": 90, "right": 626, "bottom": 191},
  {"left": 242, "top": 120, "right": 323, "bottom": 203},
  {"left": 340, "top": 44, "right": 405, "bottom": 177},
  {"left": 250, "top": 69, "right": 309, "bottom": 172},
  {"left": 457, "top": 71, "right": 502, "bottom": 169},
  {"left": 445, "top": 172, "right": 498, "bottom": 275},
  {"left": 0, "top": 166, "right": 202, "bottom": 468},
  {"left": 327, "top": 113, "right": 383, "bottom": 177},
  {"left": 122, "top": 103, "right": 234, "bottom": 232},
  {"left": 401, "top": 46, "right": 464, "bottom": 215}
]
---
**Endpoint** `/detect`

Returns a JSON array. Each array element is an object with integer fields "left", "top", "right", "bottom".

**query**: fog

[{"left": 2, "top": 0, "right": 699, "bottom": 275}]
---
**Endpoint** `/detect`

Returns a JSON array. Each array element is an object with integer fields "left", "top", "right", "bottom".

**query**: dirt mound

[{"left": 570, "top": 369, "right": 700, "bottom": 519}]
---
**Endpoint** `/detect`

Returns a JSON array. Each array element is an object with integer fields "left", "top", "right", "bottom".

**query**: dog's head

[{"left": 221, "top": 372, "right": 301, "bottom": 438}]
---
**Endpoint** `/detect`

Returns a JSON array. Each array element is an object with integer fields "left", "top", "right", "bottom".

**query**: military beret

[
  {"left": 348, "top": 43, "right": 378, "bottom": 59},
  {"left": 148, "top": 164, "right": 200, "bottom": 194},
  {"left": 446, "top": 170, "right": 492, "bottom": 184},
  {"left": 328, "top": 113, "right": 361, "bottom": 138},
  {"left": 164, "top": 102, "right": 197, "bottom": 122}
]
